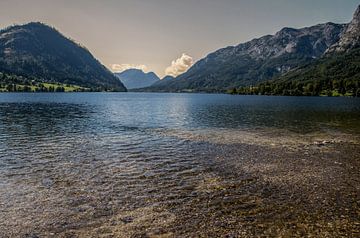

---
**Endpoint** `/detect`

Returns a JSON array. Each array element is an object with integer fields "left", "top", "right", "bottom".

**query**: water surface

[{"left": 0, "top": 93, "right": 359, "bottom": 237}]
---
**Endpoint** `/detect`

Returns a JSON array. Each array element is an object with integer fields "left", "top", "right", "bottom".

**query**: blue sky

[{"left": 0, "top": 0, "right": 358, "bottom": 77}]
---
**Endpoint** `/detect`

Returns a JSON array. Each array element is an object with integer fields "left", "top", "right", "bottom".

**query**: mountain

[
  {"left": 0, "top": 22, "right": 126, "bottom": 91},
  {"left": 145, "top": 22, "right": 345, "bottom": 92},
  {"left": 146, "top": 5, "right": 360, "bottom": 94},
  {"left": 236, "top": 6, "right": 360, "bottom": 97},
  {"left": 236, "top": 48, "right": 360, "bottom": 97},
  {"left": 161, "top": 75, "right": 175, "bottom": 81},
  {"left": 132, "top": 75, "right": 175, "bottom": 92},
  {"left": 115, "top": 69, "right": 159, "bottom": 89},
  {"left": 326, "top": 5, "right": 360, "bottom": 53},
  {"left": 146, "top": 75, "right": 174, "bottom": 88}
]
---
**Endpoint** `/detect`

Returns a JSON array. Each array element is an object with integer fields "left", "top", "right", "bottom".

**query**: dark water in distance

[{"left": 0, "top": 93, "right": 359, "bottom": 236}]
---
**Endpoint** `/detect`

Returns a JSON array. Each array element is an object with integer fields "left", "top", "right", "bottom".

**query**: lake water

[{"left": 0, "top": 93, "right": 359, "bottom": 237}]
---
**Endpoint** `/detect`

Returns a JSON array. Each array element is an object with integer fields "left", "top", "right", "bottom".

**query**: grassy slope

[{"left": 0, "top": 72, "right": 91, "bottom": 92}]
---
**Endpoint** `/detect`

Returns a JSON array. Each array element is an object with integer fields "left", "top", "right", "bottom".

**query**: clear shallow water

[{"left": 0, "top": 93, "right": 359, "bottom": 237}]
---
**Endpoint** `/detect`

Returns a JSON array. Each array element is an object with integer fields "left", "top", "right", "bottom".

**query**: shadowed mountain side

[{"left": 0, "top": 22, "right": 126, "bottom": 91}]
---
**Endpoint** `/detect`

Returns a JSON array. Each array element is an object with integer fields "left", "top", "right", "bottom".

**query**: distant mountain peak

[
  {"left": 122, "top": 68, "right": 143, "bottom": 73},
  {"left": 115, "top": 69, "right": 159, "bottom": 89},
  {"left": 146, "top": 71, "right": 159, "bottom": 78},
  {"left": 162, "top": 75, "right": 175, "bottom": 81}
]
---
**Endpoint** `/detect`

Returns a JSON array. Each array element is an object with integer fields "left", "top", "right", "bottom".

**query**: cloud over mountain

[{"left": 165, "top": 53, "right": 193, "bottom": 77}]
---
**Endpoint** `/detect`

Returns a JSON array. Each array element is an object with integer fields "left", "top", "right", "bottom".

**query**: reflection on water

[
  {"left": 188, "top": 96, "right": 360, "bottom": 133},
  {"left": 1, "top": 93, "right": 359, "bottom": 134},
  {"left": 0, "top": 93, "right": 359, "bottom": 237}
]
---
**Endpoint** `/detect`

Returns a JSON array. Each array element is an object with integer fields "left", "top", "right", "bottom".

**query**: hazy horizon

[{"left": 0, "top": 0, "right": 358, "bottom": 78}]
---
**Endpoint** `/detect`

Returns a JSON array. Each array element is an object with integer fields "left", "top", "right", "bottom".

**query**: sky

[{"left": 0, "top": 0, "right": 359, "bottom": 78}]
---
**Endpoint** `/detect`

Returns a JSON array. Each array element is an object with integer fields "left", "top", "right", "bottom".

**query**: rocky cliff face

[
  {"left": 218, "top": 23, "right": 344, "bottom": 61},
  {"left": 327, "top": 5, "right": 360, "bottom": 53}
]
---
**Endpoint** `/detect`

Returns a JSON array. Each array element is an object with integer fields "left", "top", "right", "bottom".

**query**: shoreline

[{"left": 1, "top": 127, "right": 359, "bottom": 237}]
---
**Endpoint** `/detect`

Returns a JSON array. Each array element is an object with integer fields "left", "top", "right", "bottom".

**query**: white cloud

[
  {"left": 165, "top": 53, "right": 193, "bottom": 77},
  {"left": 111, "top": 64, "right": 148, "bottom": 73}
]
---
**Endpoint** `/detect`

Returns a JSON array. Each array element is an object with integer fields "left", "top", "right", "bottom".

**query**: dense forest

[{"left": 230, "top": 48, "right": 360, "bottom": 97}]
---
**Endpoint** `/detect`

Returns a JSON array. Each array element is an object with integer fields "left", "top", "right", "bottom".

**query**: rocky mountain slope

[
  {"left": 144, "top": 6, "right": 360, "bottom": 93},
  {"left": 115, "top": 69, "right": 159, "bottom": 89},
  {"left": 146, "top": 22, "right": 345, "bottom": 92},
  {"left": 0, "top": 22, "right": 126, "bottom": 91},
  {"left": 326, "top": 5, "right": 360, "bottom": 53},
  {"left": 245, "top": 6, "right": 360, "bottom": 97}
]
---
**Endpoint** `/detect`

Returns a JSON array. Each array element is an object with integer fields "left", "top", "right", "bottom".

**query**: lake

[{"left": 0, "top": 93, "right": 359, "bottom": 237}]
